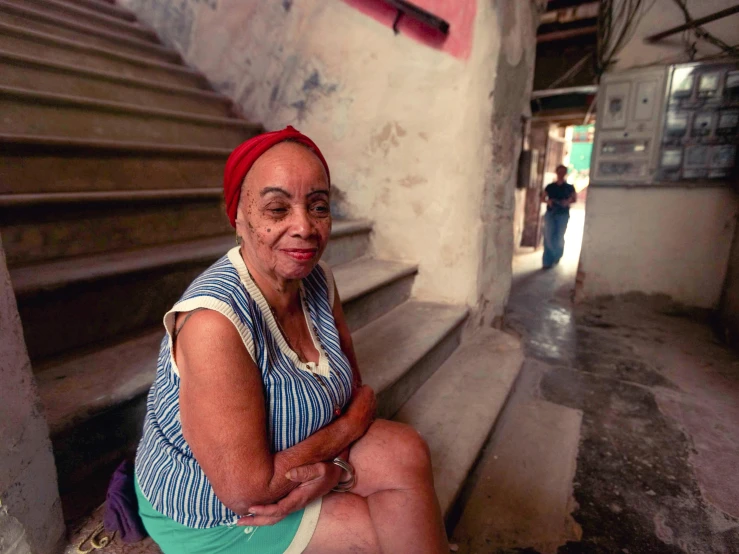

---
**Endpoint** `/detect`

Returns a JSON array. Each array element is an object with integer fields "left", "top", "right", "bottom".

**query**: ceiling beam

[{"left": 537, "top": 25, "right": 598, "bottom": 43}]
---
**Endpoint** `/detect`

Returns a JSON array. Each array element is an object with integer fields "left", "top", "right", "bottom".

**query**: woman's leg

[
  {"left": 303, "top": 493, "right": 380, "bottom": 554},
  {"left": 304, "top": 420, "right": 447, "bottom": 554},
  {"left": 350, "top": 419, "right": 448, "bottom": 554}
]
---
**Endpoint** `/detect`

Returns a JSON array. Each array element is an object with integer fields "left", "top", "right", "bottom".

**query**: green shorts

[{"left": 135, "top": 477, "right": 321, "bottom": 554}]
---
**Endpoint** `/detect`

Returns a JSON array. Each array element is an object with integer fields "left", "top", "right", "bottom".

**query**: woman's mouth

[{"left": 282, "top": 248, "right": 318, "bottom": 261}]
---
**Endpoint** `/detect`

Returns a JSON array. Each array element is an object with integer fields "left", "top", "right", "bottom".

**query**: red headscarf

[{"left": 223, "top": 125, "right": 331, "bottom": 228}]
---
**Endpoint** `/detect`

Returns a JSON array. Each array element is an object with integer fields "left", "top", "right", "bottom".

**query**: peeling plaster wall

[
  {"left": 118, "top": 0, "right": 539, "bottom": 318},
  {"left": 579, "top": 0, "right": 739, "bottom": 309},
  {"left": 0, "top": 238, "right": 64, "bottom": 554}
]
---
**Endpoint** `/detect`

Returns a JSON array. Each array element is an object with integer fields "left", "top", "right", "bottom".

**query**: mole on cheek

[{"left": 266, "top": 228, "right": 271, "bottom": 233}]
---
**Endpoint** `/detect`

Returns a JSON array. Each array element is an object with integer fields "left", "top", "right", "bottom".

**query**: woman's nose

[{"left": 289, "top": 208, "right": 313, "bottom": 238}]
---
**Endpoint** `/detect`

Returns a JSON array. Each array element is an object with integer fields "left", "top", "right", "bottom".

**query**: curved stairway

[{"left": 0, "top": 0, "right": 524, "bottom": 550}]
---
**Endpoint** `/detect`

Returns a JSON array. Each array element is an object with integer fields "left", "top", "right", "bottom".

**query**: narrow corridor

[{"left": 452, "top": 205, "right": 739, "bottom": 553}]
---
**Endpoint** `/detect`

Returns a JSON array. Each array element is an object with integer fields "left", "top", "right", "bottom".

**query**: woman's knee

[{"left": 358, "top": 420, "right": 433, "bottom": 476}]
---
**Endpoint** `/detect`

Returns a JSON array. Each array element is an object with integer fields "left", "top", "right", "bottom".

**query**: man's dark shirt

[{"left": 545, "top": 181, "right": 576, "bottom": 214}]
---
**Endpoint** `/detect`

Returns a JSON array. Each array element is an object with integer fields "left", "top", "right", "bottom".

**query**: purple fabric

[{"left": 104, "top": 460, "right": 148, "bottom": 543}]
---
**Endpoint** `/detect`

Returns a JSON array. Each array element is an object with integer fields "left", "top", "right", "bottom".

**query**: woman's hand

[
  {"left": 237, "top": 461, "right": 342, "bottom": 526},
  {"left": 345, "top": 385, "right": 376, "bottom": 441}
]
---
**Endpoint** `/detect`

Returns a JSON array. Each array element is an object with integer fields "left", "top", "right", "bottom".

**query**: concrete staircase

[{"left": 0, "top": 0, "right": 524, "bottom": 550}]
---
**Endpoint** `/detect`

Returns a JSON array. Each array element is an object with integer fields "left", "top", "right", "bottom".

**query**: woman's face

[{"left": 236, "top": 141, "right": 331, "bottom": 282}]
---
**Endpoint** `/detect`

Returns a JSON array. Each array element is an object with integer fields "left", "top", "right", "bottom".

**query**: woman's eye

[
  {"left": 311, "top": 202, "right": 330, "bottom": 215},
  {"left": 266, "top": 205, "right": 288, "bottom": 215}
]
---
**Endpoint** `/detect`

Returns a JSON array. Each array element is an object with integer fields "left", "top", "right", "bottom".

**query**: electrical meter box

[{"left": 591, "top": 59, "right": 739, "bottom": 185}]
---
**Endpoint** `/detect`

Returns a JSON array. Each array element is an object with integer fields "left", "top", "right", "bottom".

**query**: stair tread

[
  {"left": 55, "top": 0, "right": 136, "bottom": 21},
  {"left": 333, "top": 257, "right": 417, "bottom": 303},
  {"left": 354, "top": 301, "right": 469, "bottom": 396},
  {"left": 0, "top": 133, "right": 234, "bottom": 155},
  {"left": 0, "top": 49, "right": 228, "bottom": 100},
  {"left": 11, "top": 221, "right": 374, "bottom": 293},
  {"left": 9, "top": 0, "right": 157, "bottom": 39},
  {"left": 0, "top": 21, "right": 197, "bottom": 75},
  {"left": 0, "top": 188, "right": 224, "bottom": 205},
  {"left": 10, "top": 235, "right": 235, "bottom": 293},
  {"left": 393, "top": 328, "right": 524, "bottom": 516},
  {"left": 0, "top": 0, "right": 178, "bottom": 57},
  {"left": 331, "top": 218, "right": 373, "bottom": 238},
  {"left": 39, "top": 330, "right": 163, "bottom": 435},
  {"left": 0, "top": 85, "right": 256, "bottom": 128}
]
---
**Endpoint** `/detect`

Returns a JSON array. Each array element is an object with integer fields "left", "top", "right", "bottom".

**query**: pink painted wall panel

[{"left": 342, "top": 0, "right": 476, "bottom": 59}]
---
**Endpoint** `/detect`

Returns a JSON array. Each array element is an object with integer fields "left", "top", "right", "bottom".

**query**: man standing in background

[{"left": 541, "top": 164, "right": 577, "bottom": 269}]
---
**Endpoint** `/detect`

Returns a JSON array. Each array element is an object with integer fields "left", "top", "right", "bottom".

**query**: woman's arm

[
  {"left": 236, "top": 282, "right": 375, "bottom": 526},
  {"left": 175, "top": 309, "right": 374, "bottom": 516}
]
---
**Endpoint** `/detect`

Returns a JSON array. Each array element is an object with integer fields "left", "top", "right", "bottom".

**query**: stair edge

[
  {"left": 0, "top": 0, "right": 179, "bottom": 58},
  {"left": 0, "top": 20, "right": 202, "bottom": 77},
  {"left": 0, "top": 49, "right": 228, "bottom": 101},
  {"left": 0, "top": 84, "right": 256, "bottom": 128}
]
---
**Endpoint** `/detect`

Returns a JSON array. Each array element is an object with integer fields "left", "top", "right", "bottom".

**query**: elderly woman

[{"left": 134, "top": 126, "right": 449, "bottom": 553}]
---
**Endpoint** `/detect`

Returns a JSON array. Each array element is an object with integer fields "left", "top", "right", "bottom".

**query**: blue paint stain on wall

[{"left": 302, "top": 71, "right": 321, "bottom": 93}]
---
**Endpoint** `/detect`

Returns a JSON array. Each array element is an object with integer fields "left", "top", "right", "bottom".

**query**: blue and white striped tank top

[{"left": 135, "top": 247, "right": 354, "bottom": 528}]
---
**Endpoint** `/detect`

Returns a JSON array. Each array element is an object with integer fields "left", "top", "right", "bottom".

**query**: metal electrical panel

[
  {"left": 592, "top": 60, "right": 739, "bottom": 186},
  {"left": 657, "top": 61, "right": 739, "bottom": 182},
  {"left": 592, "top": 66, "right": 668, "bottom": 184}
]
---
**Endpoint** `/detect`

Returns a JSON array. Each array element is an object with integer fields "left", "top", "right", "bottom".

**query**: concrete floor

[{"left": 452, "top": 205, "right": 739, "bottom": 553}]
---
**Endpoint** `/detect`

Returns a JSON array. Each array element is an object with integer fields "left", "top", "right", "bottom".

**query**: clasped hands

[{"left": 238, "top": 385, "right": 376, "bottom": 527}]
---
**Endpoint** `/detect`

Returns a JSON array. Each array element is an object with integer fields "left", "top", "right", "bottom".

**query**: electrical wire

[
  {"left": 596, "top": 0, "right": 657, "bottom": 78},
  {"left": 671, "top": 0, "right": 737, "bottom": 56}
]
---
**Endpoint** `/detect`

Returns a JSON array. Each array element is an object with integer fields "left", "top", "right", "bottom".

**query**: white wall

[
  {"left": 0, "top": 237, "right": 64, "bottom": 554},
  {"left": 579, "top": 0, "right": 739, "bottom": 308},
  {"left": 119, "top": 0, "right": 539, "bottom": 321},
  {"left": 580, "top": 187, "right": 737, "bottom": 307}
]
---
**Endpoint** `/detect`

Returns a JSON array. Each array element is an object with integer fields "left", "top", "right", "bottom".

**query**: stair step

[
  {"left": 356, "top": 301, "right": 469, "bottom": 419},
  {"left": 38, "top": 329, "right": 162, "bottom": 436},
  {"left": 54, "top": 0, "right": 136, "bottom": 21},
  {"left": 334, "top": 257, "right": 417, "bottom": 331},
  {"left": 12, "top": 222, "right": 375, "bottom": 359},
  {"left": 0, "top": 188, "right": 224, "bottom": 206},
  {"left": 0, "top": 1, "right": 180, "bottom": 63},
  {"left": 0, "top": 86, "right": 260, "bottom": 147},
  {"left": 394, "top": 329, "right": 524, "bottom": 518},
  {"left": 5, "top": 0, "right": 158, "bottom": 42},
  {"left": 1, "top": 193, "right": 232, "bottom": 266},
  {"left": 322, "top": 219, "right": 373, "bottom": 267},
  {"left": 0, "top": 50, "right": 233, "bottom": 116},
  {"left": 0, "top": 22, "right": 206, "bottom": 87},
  {"left": 11, "top": 236, "right": 233, "bottom": 360},
  {"left": 1, "top": 135, "right": 230, "bottom": 195},
  {"left": 1, "top": 199, "right": 369, "bottom": 269},
  {"left": 11, "top": 235, "right": 235, "bottom": 295}
]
